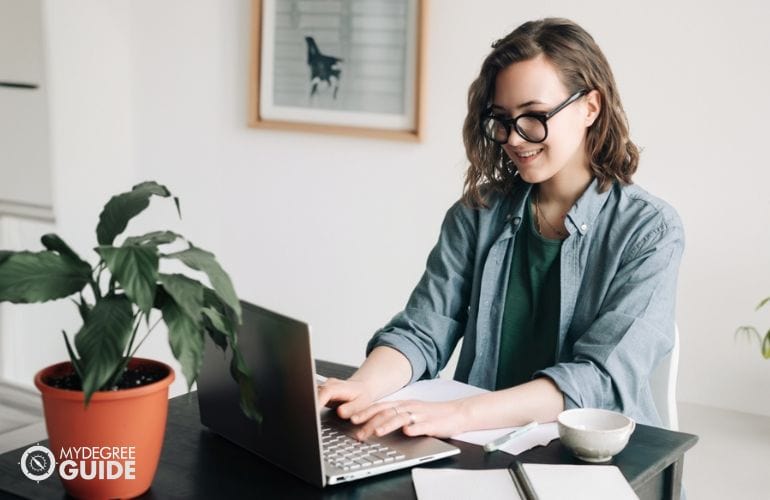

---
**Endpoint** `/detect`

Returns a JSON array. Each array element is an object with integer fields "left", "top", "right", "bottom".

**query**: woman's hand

[
  {"left": 316, "top": 346, "right": 413, "bottom": 421},
  {"left": 349, "top": 399, "right": 470, "bottom": 441},
  {"left": 317, "top": 377, "right": 376, "bottom": 420}
]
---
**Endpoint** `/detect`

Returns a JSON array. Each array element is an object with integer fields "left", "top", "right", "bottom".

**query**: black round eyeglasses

[{"left": 481, "top": 90, "right": 588, "bottom": 144}]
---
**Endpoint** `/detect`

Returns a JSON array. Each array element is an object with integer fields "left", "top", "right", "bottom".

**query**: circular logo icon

[{"left": 19, "top": 445, "right": 56, "bottom": 482}]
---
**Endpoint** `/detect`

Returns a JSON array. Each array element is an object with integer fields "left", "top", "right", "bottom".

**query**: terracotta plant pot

[{"left": 34, "top": 358, "right": 175, "bottom": 499}]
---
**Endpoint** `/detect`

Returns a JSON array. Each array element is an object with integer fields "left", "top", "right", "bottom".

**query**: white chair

[{"left": 649, "top": 324, "right": 680, "bottom": 430}]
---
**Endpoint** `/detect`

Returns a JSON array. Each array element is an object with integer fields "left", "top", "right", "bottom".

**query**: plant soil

[{"left": 44, "top": 363, "right": 169, "bottom": 392}]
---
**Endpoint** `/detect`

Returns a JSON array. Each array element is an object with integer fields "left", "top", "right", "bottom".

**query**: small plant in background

[
  {"left": 0, "top": 181, "right": 259, "bottom": 418},
  {"left": 735, "top": 297, "right": 770, "bottom": 359}
]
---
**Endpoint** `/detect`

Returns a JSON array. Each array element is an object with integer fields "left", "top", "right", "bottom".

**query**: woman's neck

[{"left": 535, "top": 167, "right": 593, "bottom": 213}]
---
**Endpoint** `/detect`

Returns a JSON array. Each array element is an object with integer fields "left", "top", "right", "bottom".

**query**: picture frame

[{"left": 248, "top": 0, "right": 426, "bottom": 141}]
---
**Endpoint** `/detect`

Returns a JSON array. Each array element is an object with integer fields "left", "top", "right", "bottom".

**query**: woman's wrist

[
  {"left": 456, "top": 397, "right": 478, "bottom": 434},
  {"left": 348, "top": 346, "right": 412, "bottom": 401}
]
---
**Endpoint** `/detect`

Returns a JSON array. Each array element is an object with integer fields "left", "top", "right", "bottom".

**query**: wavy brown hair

[{"left": 462, "top": 18, "right": 639, "bottom": 208}]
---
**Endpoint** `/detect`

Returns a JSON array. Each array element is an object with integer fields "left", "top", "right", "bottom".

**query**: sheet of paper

[
  {"left": 412, "top": 468, "right": 521, "bottom": 500},
  {"left": 522, "top": 463, "right": 639, "bottom": 500},
  {"left": 455, "top": 422, "right": 559, "bottom": 455},
  {"left": 378, "top": 378, "right": 558, "bottom": 455},
  {"left": 378, "top": 378, "right": 489, "bottom": 402}
]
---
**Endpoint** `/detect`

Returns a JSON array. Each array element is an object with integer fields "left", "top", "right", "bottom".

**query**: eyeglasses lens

[
  {"left": 516, "top": 116, "right": 546, "bottom": 142},
  {"left": 484, "top": 118, "right": 509, "bottom": 143},
  {"left": 483, "top": 116, "right": 546, "bottom": 144}
]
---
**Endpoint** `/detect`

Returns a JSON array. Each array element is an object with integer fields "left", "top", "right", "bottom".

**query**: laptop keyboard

[{"left": 321, "top": 425, "right": 406, "bottom": 471}]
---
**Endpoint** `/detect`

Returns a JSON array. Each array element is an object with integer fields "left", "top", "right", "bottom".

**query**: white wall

[
  {"left": 27, "top": 0, "right": 770, "bottom": 413},
  {"left": 0, "top": 0, "right": 52, "bottom": 207}
]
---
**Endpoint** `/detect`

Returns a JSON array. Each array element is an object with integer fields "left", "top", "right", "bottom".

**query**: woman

[{"left": 319, "top": 18, "right": 683, "bottom": 440}]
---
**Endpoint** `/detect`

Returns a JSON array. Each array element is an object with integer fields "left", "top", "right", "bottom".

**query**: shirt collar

[
  {"left": 564, "top": 177, "right": 612, "bottom": 236},
  {"left": 505, "top": 177, "right": 612, "bottom": 237}
]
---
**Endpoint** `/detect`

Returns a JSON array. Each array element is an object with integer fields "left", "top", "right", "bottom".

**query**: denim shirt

[{"left": 367, "top": 178, "right": 684, "bottom": 426}]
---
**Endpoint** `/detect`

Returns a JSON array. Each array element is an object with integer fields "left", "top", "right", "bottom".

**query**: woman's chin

[{"left": 515, "top": 166, "right": 551, "bottom": 185}]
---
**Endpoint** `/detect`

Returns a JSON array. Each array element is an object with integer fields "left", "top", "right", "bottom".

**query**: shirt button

[
  {"left": 512, "top": 217, "right": 521, "bottom": 226},
  {"left": 580, "top": 223, "right": 588, "bottom": 232}
]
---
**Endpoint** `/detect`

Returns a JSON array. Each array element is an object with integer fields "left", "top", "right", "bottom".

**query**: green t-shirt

[{"left": 496, "top": 198, "right": 562, "bottom": 390}]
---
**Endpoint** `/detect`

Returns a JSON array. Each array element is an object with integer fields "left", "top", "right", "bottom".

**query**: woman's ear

[{"left": 585, "top": 89, "right": 601, "bottom": 127}]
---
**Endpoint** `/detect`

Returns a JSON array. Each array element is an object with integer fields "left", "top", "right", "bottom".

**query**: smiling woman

[{"left": 317, "top": 17, "right": 683, "bottom": 442}]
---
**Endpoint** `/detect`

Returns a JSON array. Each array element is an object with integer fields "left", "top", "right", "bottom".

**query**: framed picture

[{"left": 248, "top": 0, "right": 426, "bottom": 141}]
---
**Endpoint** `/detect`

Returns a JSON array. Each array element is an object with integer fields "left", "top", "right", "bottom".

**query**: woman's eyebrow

[
  {"left": 517, "top": 99, "right": 546, "bottom": 109},
  {"left": 490, "top": 99, "right": 547, "bottom": 113}
]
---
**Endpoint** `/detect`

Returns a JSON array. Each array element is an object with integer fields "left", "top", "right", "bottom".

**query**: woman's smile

[{"left": 511, "top": 146, "right": 544, "bottom": 166}]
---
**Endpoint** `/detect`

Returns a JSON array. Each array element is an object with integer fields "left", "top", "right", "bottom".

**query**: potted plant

[
  {"left": 0, "top": 181, "right": 257, "bottom": 498},
  {"left": 735, "top": 297, "right": 770, "bottom": 359}
]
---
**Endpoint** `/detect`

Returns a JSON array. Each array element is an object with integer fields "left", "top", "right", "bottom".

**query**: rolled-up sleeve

[
  {"left": 367, "top": 200, "right": 476, "bottom": 384},
  {"left": 537, "top": 217, "right": 684, "bottom": 417}
]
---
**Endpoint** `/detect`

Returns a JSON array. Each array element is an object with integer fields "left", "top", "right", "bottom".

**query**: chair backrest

[{"left": 649, "top": 325, "right": 680, "bottom": 430}]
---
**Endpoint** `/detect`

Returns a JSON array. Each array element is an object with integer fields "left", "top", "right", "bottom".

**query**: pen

[
  {"left": 508, "top": 460, "right": 540, "bottom": 500},
  {"left": 483, "top": 421, "right": 539, "bottom": 452}
]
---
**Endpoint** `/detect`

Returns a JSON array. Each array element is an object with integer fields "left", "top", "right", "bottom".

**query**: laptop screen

[{"left": 197, "top": 301, "right": 325, "bottom": 487}]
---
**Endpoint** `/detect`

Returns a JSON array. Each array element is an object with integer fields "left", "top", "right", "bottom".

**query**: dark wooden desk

[{"left": 0, "top": 361, "right": 697, "bottom": 499}]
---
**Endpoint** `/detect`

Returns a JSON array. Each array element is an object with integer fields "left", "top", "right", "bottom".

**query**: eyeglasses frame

[{"left": 482, "top": 89, "right": 589, "bottom": 144}]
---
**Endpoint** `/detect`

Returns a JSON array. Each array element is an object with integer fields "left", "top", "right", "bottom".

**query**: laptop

[{"left": 197, "top": 301, "right": 460, "bottom": 487}]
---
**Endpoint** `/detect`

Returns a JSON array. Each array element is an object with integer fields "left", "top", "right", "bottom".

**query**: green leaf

[
  {"left": 161, "top": 299, "right": 204, "bottom": 389},
  {"left": 96, "top": 181, "right": 172, "bottom": 245},
  {"left": 41, "top": 234, "right": 90, "bottom": 267},
  {"left": 201, "top": 287, "right": 239, "bottom": 347},
  {"left": 756, "top": 297, "right": 770, "bottom": 311},
  {"left": 72, "top": 296, "right": 91, "bottom": 322},
  {"left": 158, "top": 273, "right": 204, "bottom": 321},
  {"left": 203, "top": 287, "right": 239, "bottom": 326},
  {"left": 735, "top": 325, "right": 760, "bottom": 342},
  {"left": 73, "top": 295, "right": 134, "bottom": 403},
  {"left": 202, "top": 307, "right": 230, "bottom": 350},
  {"left": 164, "top": 246, "right": 241, "bottom": 321},
  {"left": 763, "top": 331, "right": 770, "bottom": 359},
  {"left": 97, "top": 245, "right": 159, "bottom": 315},
  {"left": 0, "top": 250, "right": 12, "bottom": 265},
  {"left": 230, "top": 346, "right": 260, "bottom": 423},
  {"left": 61, "top": 330, "right": 83, "bottom": 381},
  {"left": 198, "top": 288, "right": 257, "bottom": 420},
  {"left": 173, "top": 196, "right": 181, "bottom": 218},
  {"left": 0, "top": 251, "right": 91, "bottom": 303},
  {"left": 123, "top": 231, "right": 183, "bottom": 247}
]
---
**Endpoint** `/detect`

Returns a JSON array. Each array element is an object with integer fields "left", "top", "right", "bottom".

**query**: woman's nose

[{"left": 507, "top": 128, "right": 526, "bottom": 147}]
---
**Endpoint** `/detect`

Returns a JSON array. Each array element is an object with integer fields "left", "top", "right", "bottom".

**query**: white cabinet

[{"left": 0, "top": 0, "right": 53, "bottom": 208}]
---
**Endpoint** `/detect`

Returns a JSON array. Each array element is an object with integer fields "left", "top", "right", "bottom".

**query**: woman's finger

[
  {"left": 355, "top": 407, "right": 414, "bottom": 440},
  {"left": 335, "top": 396, "right": 374, "bottom": 419},
  {"left": 317, "top": 378, "right": 349, "bottom": 407},
  {"left": 402, "top": 419, "right": 430, "bottom": 437},
  {"left": 350, "top": 400, "right": 401, "bottom": 425}
]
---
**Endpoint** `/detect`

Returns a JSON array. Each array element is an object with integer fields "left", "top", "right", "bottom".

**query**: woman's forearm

[
  {"left": 460, "top": 377, "right": 565, "bottom": 431},
  {"left": 348, "top": 346, "right": 413, "bottom": 400}
]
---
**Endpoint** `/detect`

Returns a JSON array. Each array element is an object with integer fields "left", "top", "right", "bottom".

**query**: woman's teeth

[{"left": 517, "top": 148, "right": 543, "bottom": 158}]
